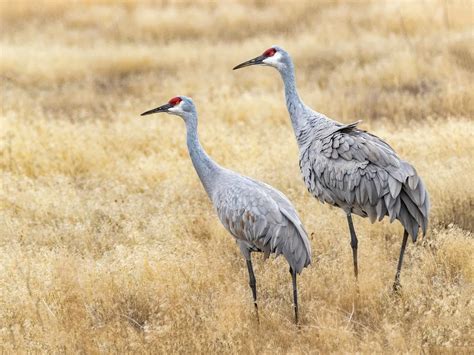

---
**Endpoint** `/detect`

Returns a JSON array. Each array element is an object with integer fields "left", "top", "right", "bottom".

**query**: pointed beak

[
  {"left": 233, "top": 54, "right": 266, "bottom": 70},
  {"left": 140, "top": 103, "right": 173, "bottom": 116}
]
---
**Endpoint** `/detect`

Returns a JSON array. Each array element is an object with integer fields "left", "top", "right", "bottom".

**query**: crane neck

[
  {"left": 279, "top": 61, "right": 307, "bottom": 135},
  {"left": 185, "top": 114, "right": 221, "bottom": 198}
]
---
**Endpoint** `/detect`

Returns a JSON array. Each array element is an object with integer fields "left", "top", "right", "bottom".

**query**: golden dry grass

[{"left": 1, "top": 0, "right": 473, "bottom": 353}]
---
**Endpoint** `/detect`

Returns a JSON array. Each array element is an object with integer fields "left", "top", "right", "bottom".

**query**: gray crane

[
  {"left": 233, "top": 46, "right": 430, "bottom": 290},
  {"left": 141, "top": 96, "right": 311, "bottom": 323}
]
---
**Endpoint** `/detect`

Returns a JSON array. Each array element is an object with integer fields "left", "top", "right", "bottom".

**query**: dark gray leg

[
  {"left": 246, "top": 258, "right": 259, "bottom": 321},
  {"left": 290, "top": 267, "right": 298, "bottom": 324},
  {"left": 346, "top": 214, "right": 359, "bottom": 279},
  {"left": 393, "top": 229, "right": 409, "bottom": 291}
]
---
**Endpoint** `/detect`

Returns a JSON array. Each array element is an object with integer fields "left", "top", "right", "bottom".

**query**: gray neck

[
  {"left": 185, "top": 113, "right": 220, "bottom": 198},
  {"left": 279, "top": 58, "right": 336, "bottom": 145},
  {"left": 279, "top": 60, "right": 307, "bottom": 135}
]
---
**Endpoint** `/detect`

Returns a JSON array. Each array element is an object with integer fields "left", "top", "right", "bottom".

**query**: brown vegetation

[{"left": 1, "top": 0, "right": 473, "bottom": 352}]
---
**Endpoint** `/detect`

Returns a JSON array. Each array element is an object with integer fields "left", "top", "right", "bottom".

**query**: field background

[{"left": 1, "top": 0, "right": 473, "bottom": 353}]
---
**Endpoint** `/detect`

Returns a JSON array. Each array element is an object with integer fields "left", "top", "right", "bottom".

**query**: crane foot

[{"left": 392, "top": 281, "right": 402, "bottom": 294}]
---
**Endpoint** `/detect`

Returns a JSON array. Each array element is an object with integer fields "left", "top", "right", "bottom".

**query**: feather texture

[
  {"left": 214, "top": 175, "right": 312, "bottom": 273},
  {"left": 298, "top": 118, "right": 429, "bottom": 241}
]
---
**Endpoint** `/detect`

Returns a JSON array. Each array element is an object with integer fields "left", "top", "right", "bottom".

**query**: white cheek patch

[
  {"left": 168, "top": 100, "right": 183, "bottom": 113},
  {"left": 263, "top": 51, "right": 283, "bottom": 67}
]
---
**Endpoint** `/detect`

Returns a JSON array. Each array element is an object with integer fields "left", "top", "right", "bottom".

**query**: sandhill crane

[
  {"left": 141, "top": 96, "right": 311, "bottom": 323},
  {"left": 233, "top": 46, "right": 429, "bottom": 290}
]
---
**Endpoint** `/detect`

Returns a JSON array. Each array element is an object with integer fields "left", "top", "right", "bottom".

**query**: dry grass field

[{"left": 1, "top": 0, "right": 473, "bottom": 353}]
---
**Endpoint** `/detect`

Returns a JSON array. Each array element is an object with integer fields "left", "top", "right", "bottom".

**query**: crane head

[
  {"left": 140, "top": 96, "right": 195, "bottom": 118},
  {"left": 233, "top": 45, "right": 287, "bottom": 71}
]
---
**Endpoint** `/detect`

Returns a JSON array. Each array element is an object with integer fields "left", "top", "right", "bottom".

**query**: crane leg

[
  {"left": 346, "top": 214, "right": 359, "bottom": 279},
  {"left": 290, "top": 267, "right": 299, "bottom": 324},
  {"left": 246, "top": 258, "right": 259, "bottom": 322},
  {"left": 393, "top": 229, "right": 409, "bottom": 292}
]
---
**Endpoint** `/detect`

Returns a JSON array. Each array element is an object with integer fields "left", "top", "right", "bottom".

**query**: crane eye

[
  {"left": 169, "top": 97, "right": 182, "bottom": 106},
  {"left": 263, "top": 48, "right": 276, "bottom": 57}
]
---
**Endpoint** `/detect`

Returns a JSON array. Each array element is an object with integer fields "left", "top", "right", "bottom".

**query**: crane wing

[
  {"left": 245, "top": 177, "right": 312, "bottom": 262},
  {"left": 213, "top": 183, "right": 283, "bottom": 244},
  {"left": 213, "top": 179, "right": 311, "bottom": 272},
  {"left": 300, "top": 125, "right": 429, "bottom": 239}
]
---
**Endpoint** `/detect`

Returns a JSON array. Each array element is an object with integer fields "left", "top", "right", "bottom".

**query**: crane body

[
  {"left": 234, "top": 46, "right": 430, "bottom": 289},
  {"left": 141, "top": 96, "right": 311, "bottom": 322}
]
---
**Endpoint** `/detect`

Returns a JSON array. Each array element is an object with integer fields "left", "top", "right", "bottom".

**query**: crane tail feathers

[
  {"left": 397, "top": 174, "right": 430, "bottom": 242},
  {"left": 278, "top": 207, "right": 312, "bottom": 274}
]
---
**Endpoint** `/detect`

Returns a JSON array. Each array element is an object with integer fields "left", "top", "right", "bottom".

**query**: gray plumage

[
  {"left": 141, "top": 96, "right": 310, "bottom": 322},
  {"left": 297, "top": 119, "right": 429, "bottom": 240},
  {"left": 233, "top": 46, "right": 430, "bottom": 288},
  {"left": 214, "top": 178, "right": 311, "bottom": 273}
]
